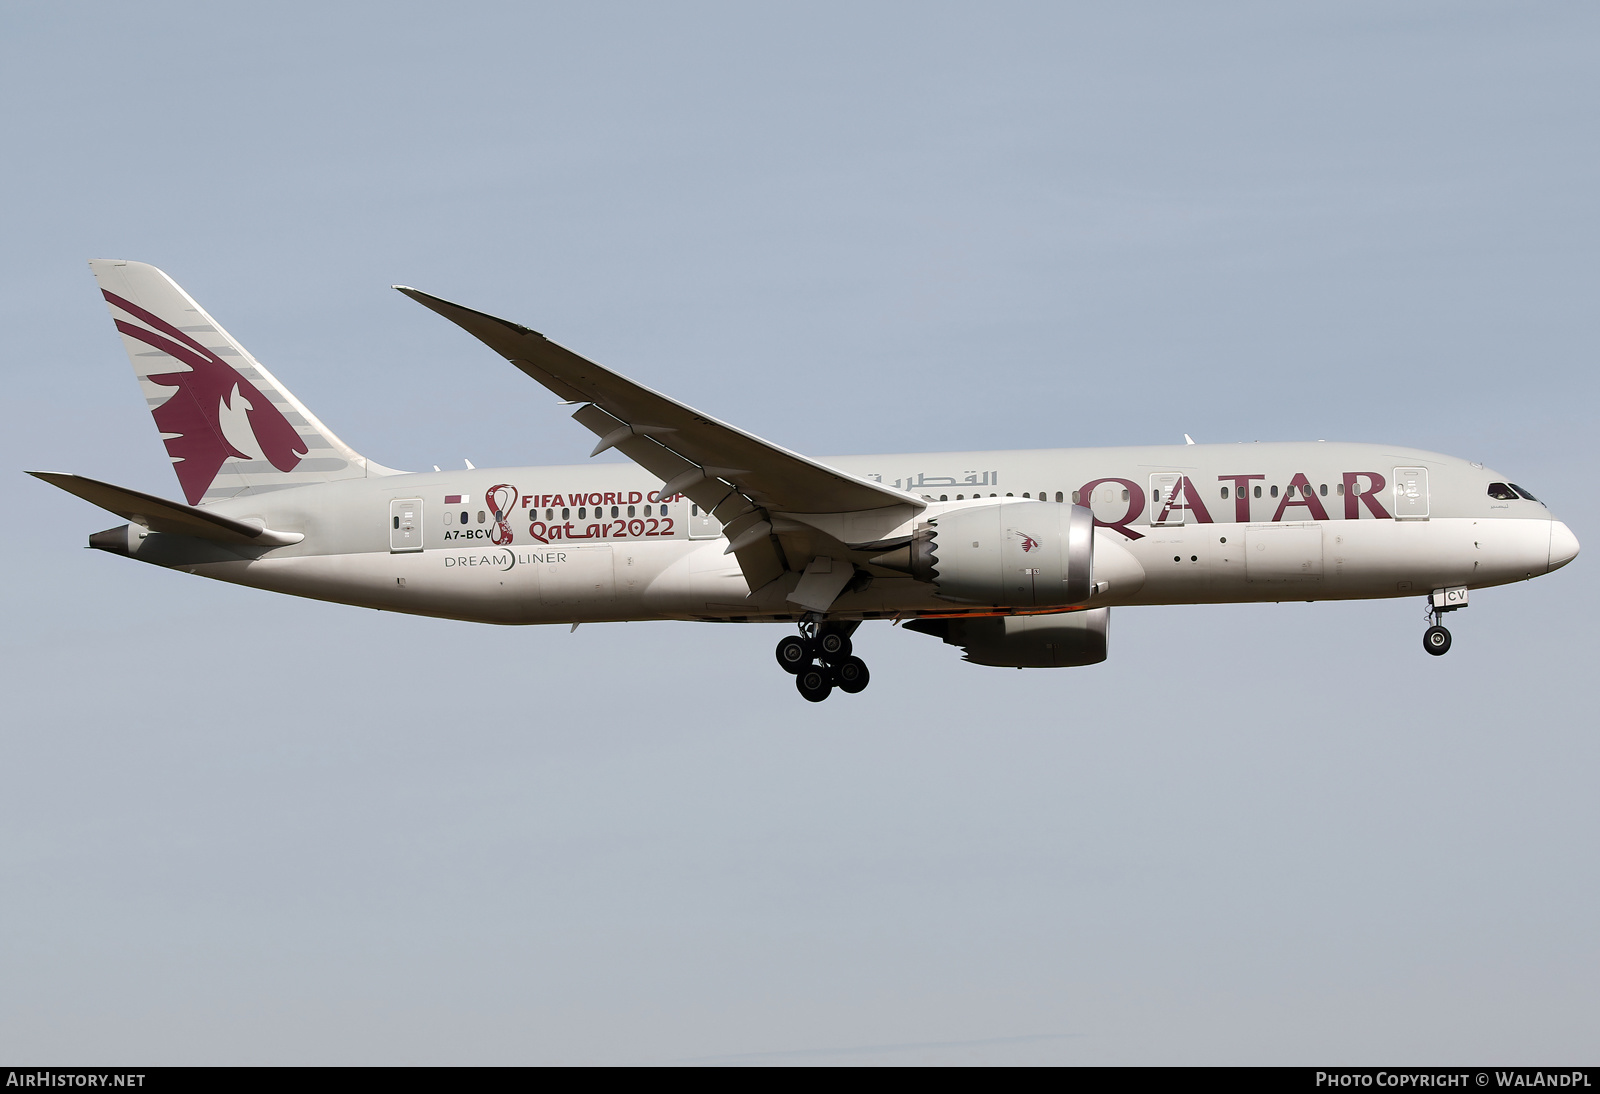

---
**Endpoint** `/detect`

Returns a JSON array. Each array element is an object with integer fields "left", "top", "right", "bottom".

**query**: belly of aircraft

[
  {"left": 180, "top": 515, "right": 1555, "bottom": 623},
  {"left": 1119, "top": 516, "right": 1552, "bottom": 605}
]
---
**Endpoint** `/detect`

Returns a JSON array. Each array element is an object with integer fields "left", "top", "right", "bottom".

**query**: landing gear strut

[
  {"left": 776, "top": 620, "right": 868, "bottom": 701},
  {"left": 1422, "top": 586, "right": 1467, "bottom": 657}
]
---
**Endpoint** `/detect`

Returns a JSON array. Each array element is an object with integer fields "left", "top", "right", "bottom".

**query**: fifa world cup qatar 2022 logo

[{"left": 487, "top": 484, "right": 518, "bottom": 546}]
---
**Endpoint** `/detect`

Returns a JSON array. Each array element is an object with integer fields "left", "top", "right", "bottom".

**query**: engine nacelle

[
  {"left": 905, "top": 608, "right": 1110, "bottom": 668},
  {"left": 871, "top": 501, "right": 1095, "bottom": 608}
]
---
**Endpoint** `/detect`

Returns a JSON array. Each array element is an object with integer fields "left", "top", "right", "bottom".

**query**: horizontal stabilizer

[{"left": 28, "top": 472, "right": 303, "bottom": 545}]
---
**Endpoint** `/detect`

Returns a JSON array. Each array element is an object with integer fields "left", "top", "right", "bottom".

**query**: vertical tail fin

[{"left": 88, "top": 259, "right": 398, "bottom": 504}]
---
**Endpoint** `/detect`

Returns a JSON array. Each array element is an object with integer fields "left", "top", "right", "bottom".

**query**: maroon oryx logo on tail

[{"left": 104, "top": 290, "right": 306, "bottom": 503}]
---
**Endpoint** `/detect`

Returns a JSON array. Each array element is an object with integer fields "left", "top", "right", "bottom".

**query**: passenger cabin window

[
  {"left": 1056, "top": 491, "right": 1064, "bottom": 503},
  {"left": 1270, "top": 485, "right": 1279, "bottom": 498},
  {"left": 1253, "top": 486, "right": 1262, "bottom": 499},
  {"left": 1487, "top": 483, "right": 1518, "bottom": 500},
  {"left": 1221, "top": 487, "right": 1229, "bottom": 499},
  {"left": 477, "top": 511, "right": 486, "bottom": 523},
  {"left": 459, "top": 511, "right": 468, "bottom": 524},
  {"left": 1510, "top": 484, "right": 1540, "bottom": 502}
]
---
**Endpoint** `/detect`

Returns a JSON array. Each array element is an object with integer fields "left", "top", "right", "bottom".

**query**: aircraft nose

[{"left": 1549, "top": 521, "right": 1580, "bottom": 572}]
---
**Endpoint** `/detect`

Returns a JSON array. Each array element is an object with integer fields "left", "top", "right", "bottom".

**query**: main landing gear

[
  {"left": 775, "top": 621, "right": 869, "bottom": 702},
  {"left": 1422, "top": 586, "right": 1467, "bottom": 657}
]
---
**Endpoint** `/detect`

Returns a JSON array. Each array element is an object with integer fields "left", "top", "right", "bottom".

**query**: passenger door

[
  {"left": 1392, "top": 467, "right": 1429, "bottom": 520},
  {"left": 687, "top": 502, "right": 721, "bottom": 540},
  {"left": 1148, "top": 473, "right": 1184, "bottom": 526},
  {"left": 390, "top": 498, "right": 423, "bottom": 552}
]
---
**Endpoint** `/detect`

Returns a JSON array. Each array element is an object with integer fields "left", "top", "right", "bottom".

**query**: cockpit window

[
  {"left": 1510, "top": 484, "right": 1540, "bottom": 502},
  {"left": 1487, "top": 483, "right": 1519, "bottom": 500}
]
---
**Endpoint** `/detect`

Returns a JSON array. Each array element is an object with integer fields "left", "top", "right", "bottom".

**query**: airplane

[{"left": 30, "top": 261, "right": 1580, "bottom": 701}]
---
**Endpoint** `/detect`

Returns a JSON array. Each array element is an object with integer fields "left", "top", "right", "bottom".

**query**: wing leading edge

[{"left": 396, "top": 287, "right": 924, "bottom": 600}]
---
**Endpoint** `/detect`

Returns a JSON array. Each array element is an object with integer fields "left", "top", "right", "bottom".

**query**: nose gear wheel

[
  {"left": 1421, "top": 594, "right": 1460, "bottom": 657},
  {"left": 1423, "top": 625, "right": 1451, "bottom": 656}
]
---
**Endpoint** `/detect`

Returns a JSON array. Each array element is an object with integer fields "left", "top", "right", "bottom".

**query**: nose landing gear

[
  {"left": 1423, "top": 624, "right": 1452, "bottom": 656},
  {"left": 775, "top": 621, "right": 868, "bottom": 701},
  {"left": 1422, "top": 586, "right": 1467, "bottom": 657}
]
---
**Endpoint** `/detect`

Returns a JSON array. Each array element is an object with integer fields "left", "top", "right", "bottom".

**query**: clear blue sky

[{"left": 3, "top": 1, "right": 1596, "bottom": 1064}]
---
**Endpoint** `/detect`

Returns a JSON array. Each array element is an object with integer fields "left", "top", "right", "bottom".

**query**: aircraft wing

[{"left": 397, "top": 287, "right": 925, "bottom": 599}]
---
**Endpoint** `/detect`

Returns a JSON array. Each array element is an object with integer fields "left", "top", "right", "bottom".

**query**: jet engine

[
  {"left": 870, "top": 501, "right": 1095, "bottom": 608},
  {"left": 905, "top": 608, "right": 1110, "bottom": 668}
]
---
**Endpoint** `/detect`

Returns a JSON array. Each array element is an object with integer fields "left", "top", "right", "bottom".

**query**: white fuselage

[{"left": 112, "top": 441, "right": 1575, "bottom": 625}]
